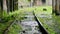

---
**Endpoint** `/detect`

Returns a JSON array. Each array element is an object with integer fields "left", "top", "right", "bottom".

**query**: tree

[
  {"left": 6, "top": 0, "right": 18, "bottom": 12},
  {"left": 3, "top": 0, "right": 7, "bottom": 11},
  {"left": 42, "top": 0, "right": 46, "bottom": 3},
  {"left": 0, "top": 0, "right": 3, "bottom": 11},
  {"left": 52, "top": 0, "right": 60, "bottom": 15},
  {"left": 0, "top": 0, "right": 3, "bottom": 18},
  {"left": 13, "top": 0, "right": 18, "bottom": 11}
]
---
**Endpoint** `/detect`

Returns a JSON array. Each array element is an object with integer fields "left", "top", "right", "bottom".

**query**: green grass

[
  {"left": 1, "top": 6, "right": 60, "bottom": 34},
  {"left": 37, "top": 17, "right": 56, "bottom": 34},
  {"left": 52, "top": 15, "right": 60, "bottom": 34},
  {"left": 34, "top": 6, "right": 60, "bottom": 34},
  {"left": 0, "top": 20, "right": 14, "bottom": 34},
  {"left": 7, "top": 23, "right": 22, "bottom": 34},
  {"left": 9, "top": 6, "right": 60, "bottom": 34},
  {"left": 34, "top": 6, "right": 52, "bottom": 15},
  {"left": 0, "top": 10, "right": 26, "bottom": 34},
  {"left": 34, "top": 6, "right": 56, "bottom": 34},
  {"left": 18, "top": 6, "right": 56, "bottom": 34}
]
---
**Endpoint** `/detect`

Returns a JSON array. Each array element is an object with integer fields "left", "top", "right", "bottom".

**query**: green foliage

[
  {"left": 0, "top": 10, "right": 25, "bottom": 34},
  {"left": 0, "top": 20, "right": 13, "bottom": 34},
  {"left": 2, "top": 11, "right": 8, "bottom": 17},
  {"left": 1, "top": 10, "right": 26, "bottom": 23},
  {"left": 28, "top": 0, "right": 31, "bottom": 2},
  {"left": 34, "top": 6, "right": 60, "bottom": 34},
  {"left": 37, "top": 17, "right": 56, "bottom": 34},
  {"left": 0, "top": 11, "right": 13, "bottom": 23},
  {"left": 33, "top": 6, "right": 56, "bottom": 34},
  {"left": 0, "top": 6, "right": 53, "bottom": 34},
  {"left": 34, "top": 6, "right": 52, "bottom": 15},
  {"left": 7, "top": 23, "right": 22, "bottom": 34}
]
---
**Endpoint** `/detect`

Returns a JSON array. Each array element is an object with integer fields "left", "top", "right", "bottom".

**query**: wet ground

[{"left": 19, "top": 12, "right": 42, "bottom": 34}]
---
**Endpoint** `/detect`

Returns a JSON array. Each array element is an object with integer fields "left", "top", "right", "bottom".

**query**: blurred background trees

[
  {"left": 0, "top": 0, "right": 60, "bottom": 19},
  {"left": 52, "top": 0, "right": 60, "bottom": 15},
  {"left": 0, "top": 0, "right": 18, "bottom": 21}
]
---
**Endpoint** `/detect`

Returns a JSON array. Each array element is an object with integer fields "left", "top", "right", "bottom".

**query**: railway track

[
  {"left": 33, "top": 11, "right": 48, "bottom": 34},
  {"left": 3, "top": 11, "right": 48, "bottom": 34},
  {"left": 19, "top": 11, "right": 48, "bottom": 34}
]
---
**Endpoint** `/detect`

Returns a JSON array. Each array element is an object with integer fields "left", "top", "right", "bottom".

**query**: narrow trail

[{"left": 19, "top": 11, "right": 42, "bottom": 34}]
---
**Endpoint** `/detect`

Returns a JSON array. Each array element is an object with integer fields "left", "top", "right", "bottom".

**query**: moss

[
  {"left": 0, "top": 6, "right": 53, "bottom": 34},
  {"left": 0, "top": 20, "right": 13, "bottom": 34},
  {"left": 0, "top": 10, "right": 25, "bottom": 34},
  {"left": 37, "top": 17, "right": 56, "bottom": 34},
  {"left": 33, "top": 6, "right": 57, "bottom": 34},
  {"left": 34, "top": 9, "right": 60, "bottom": 34},
  {"left": 7, "top": 23, "right": 22, "bottom": 34}
]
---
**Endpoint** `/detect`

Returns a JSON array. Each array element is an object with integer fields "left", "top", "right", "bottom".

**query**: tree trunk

[
  {"left": 6, "top": 0, "right": 18, "bottom": 12},
  {"left": 0, "top": 0, "right": 3, "bottom": 18},
  {"left": 6, "top": 0, "right": 10, "bottom": 12},
  {"left": 52, "top": 0, "right": 60, "bottom": 15},
  {"left": 13, "top": 0, "right": 18, "bottom": 11},
  {"left": 0, "top": 0, "right": 3, "bottom": 10},
  {"left": 3, "top": 0, "right": 7, "bottom": 11}
]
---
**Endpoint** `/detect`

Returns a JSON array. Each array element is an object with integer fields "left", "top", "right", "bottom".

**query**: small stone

[
  {"left": 43, "top": 8, "right": 47, "bottom": 11},
  {"left": 22, "top": 31, "right": 26, "bottom": 33},
  {"left": 46, "top": 28, "right": 48, "bottom": 29}
]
